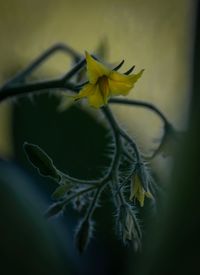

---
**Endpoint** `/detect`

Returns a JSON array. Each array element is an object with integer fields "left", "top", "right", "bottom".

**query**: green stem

[
  {"left": 59, "top": 169, "right": 109, "bottom": 186},
  {"left": 102, "top": 106, "right": 126, "bottom": 205},
  {"left": 0, "top": 58, "right": 86, "bottom": 103},
  {"left": 0, "top": 79, "right": 77, "bottom": 102},
  {"left": 103, "top": 105, "right": 141, "bottom": 163},
  {"left": 109, "top": 99, "right": 168, "bottom": 160},
  {"left": 85, "top": 183, "right": 106, "bottom": 220},
  {"left": 118, "top": 127, "right": 141, "bottom": 163},
  {"left": 109, "top": 98, "right": 169, "bottom": 126}
]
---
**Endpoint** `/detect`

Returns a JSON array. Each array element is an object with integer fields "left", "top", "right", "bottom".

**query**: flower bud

[{"left": 75, "top": 218, "right": 93, "bottom": 254}]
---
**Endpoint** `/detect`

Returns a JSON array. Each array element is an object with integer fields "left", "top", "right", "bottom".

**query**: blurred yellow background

[{"left": 0, "top": 0, "right": 194, "bottom": 159}]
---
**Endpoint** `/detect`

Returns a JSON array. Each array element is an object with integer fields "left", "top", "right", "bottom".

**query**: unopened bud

[{"left": 75, "top": 219, "right": 93, "bottom": 254}]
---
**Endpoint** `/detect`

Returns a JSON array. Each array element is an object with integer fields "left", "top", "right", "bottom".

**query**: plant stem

[
  {"left": 85, "top": 183, "right": 106, "bottom": 220},
  {"left": 0, "top": 79, "right": 77, "bottom": 102},
  {"left": 109, "top": 98, "right": 169, "bottom": 126},
  {"left": 119, "top": 128, "right": 141, "bottom": 163},
  {"left": 2, "top": 43, "right": 81, "bottom": 89},
  {"left": 102, "top": 106, "right": 126, "bottom": 205},
  {"left": 62, "top": 185, "right": 98, "bottom": 206}
]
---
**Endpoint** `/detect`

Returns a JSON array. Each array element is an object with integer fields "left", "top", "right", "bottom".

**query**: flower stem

[{"left": 102, "top": 106, "right": 127, "bottom": 205}]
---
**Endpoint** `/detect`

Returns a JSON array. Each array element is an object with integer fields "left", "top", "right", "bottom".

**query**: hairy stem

[
  {"left": 62, "top": 185, "right": 98, "bottom": 206},
  {"left": 85, "top": 183, "right": 106, "bottom": 221}
]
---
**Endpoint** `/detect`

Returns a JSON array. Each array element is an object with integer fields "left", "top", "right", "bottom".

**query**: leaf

[
  {"left": 23, "top": 142, "right": 60, "bottom": 181},
  {"left": 52, "top": 184, "right": 72, "bottom": 200}
]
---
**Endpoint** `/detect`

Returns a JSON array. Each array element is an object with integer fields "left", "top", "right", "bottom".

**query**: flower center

[{"left": 98, "top": 75, "right": 109, "bottom": 100}]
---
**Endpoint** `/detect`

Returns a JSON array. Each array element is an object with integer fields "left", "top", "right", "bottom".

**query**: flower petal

[
  {"left": 108, "top": 69, "right": 144, "bottom": 96},
  {"left": 85, "top": 51, "right": 109, "bottom": 84},
  {"left": 98, "top": 76, "right": 110, "bottom": 104},
  {"left": 130, "top": 174, "right": 145, "bottom": 207},
  {"left": 73, "top": 83, "right": 94, "bottom": 100},
  {"left": 87, "top": 84, "right": 106, "bottom": 108},
  {"left": 128, "top": 69, "right": 144, "bottom": 85},
  {"left": 108, "top": 78, "right": 133, "bottom": 96}
]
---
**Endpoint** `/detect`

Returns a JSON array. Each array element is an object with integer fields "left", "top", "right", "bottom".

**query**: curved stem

[
  {"left": 0, "top": 56, "right": 86, "bottom": 103},
  {"left": 0, "top": 59, "right": 87, "bottom": 103},
  {"left": 119, "top": 128, "right": 141, "bottom": 163},
  {"left": 102, "top": 106, "right": 127, "bottom": 204},
  {"left": 103, "top": 105, "right": 141, "bottom": 163},
  {"left": 109, "top": 98, "right": 169, "bottom": 126}
]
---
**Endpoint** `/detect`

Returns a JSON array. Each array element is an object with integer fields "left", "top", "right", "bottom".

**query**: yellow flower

[
  {"left": 130, "top": 172, "right": 153, "bottom": 207},
  {"left": 74, "top": 52, "right": 144, "bottom": 108}
]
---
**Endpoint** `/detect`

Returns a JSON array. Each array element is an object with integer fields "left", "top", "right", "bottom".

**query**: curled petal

[
  {"left": 85, "top": 51, "right": 109, "bottom": 84},
  {"left": 128, "top": 69, "right": 144, "bottom": 84},
  {"left": 108, "top": 73, "right": 133, "bottom": 96},
  {"left": 108, "top": 69, "right": 144, "bottom": 96}
]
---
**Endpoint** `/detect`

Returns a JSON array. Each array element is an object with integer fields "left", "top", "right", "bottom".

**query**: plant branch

[
  {"left": 0, "top": 79, "right": 78, "bottom": 102},
  {"left": 85, "top": 183, "right": 106, "bottom": 220},
  {"left": 62, "top": 185, "right": 98, "bottom": 207},
  {"left": 109, "top": 98, "right": 169, "bottom": 126},
  {"left": 2, "top": 43, "right": 81, "bottom": 89}
]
